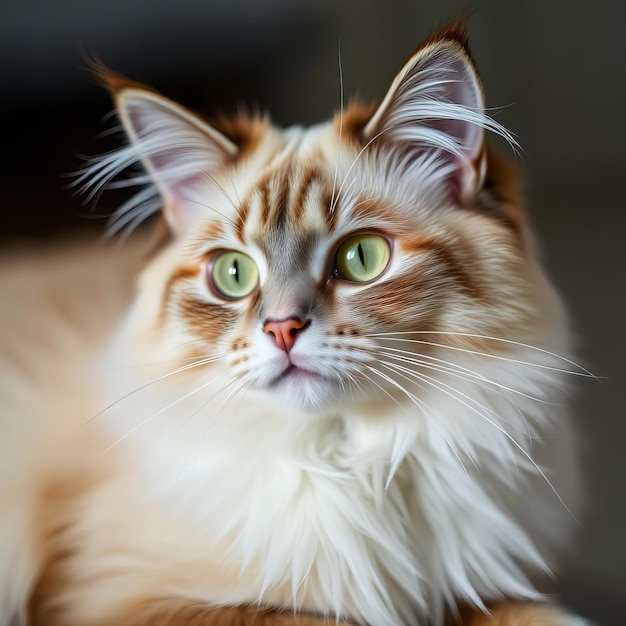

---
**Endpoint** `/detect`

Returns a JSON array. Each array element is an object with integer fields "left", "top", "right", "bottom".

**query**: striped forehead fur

[{"left": 79, "top": 38, "right": 517, "bottom": 241}]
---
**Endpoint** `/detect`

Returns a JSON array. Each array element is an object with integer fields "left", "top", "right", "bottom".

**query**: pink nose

[{"left": 263, "top": 317, "right": 309, "bottom": 353}]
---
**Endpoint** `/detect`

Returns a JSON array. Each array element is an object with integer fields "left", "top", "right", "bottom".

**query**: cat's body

[{"left": 1, "top": 26, "right": 588, "bottom": 626}]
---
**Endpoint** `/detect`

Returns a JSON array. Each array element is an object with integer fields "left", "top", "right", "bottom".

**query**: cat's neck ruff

[{"left": 98, "top": 327, "right": 577, "bottom": 626}]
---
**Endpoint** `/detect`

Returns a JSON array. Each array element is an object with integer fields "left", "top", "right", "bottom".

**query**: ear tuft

[
  {"left": 87, "top": 58, "right": 155, "bottom": 99},
  {"left": 115, "top": 89, "right": 238, "bottom": 234},
  {"left": 363, "top": 25, "right": 512, "bottom": 202},
  {"left": 78, "top": 66, "right": 239, "bottom": 237},
  {"left": 417, "top": 19, "right": 472, "bottom": 58}
]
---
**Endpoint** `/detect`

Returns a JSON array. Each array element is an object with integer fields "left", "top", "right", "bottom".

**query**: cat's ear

[
  {"left": 114, "top": 85, "right": 238, "bottom": 233},
  {"left": 362, "top": 28, "right": 488, "bottom": 202}
]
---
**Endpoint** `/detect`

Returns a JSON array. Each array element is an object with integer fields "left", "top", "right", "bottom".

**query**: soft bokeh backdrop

[{"left": 1, "top": 1, "right": 624, "bottom": 623}]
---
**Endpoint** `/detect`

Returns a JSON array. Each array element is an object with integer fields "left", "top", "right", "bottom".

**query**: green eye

[
  {"left": 210, "top": 251, "right": 259, "bottom": 299},
  {"left": 335, "top": 234, "right": 391, "bottom": 283}
]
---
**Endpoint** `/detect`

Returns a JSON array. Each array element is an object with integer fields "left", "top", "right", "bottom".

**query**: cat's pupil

[
  {"left": 357, "top": 243, "right": 365, "bottom": 267},
  {"left": 230, "top": 259, "right": 239, "bottom": 283}
]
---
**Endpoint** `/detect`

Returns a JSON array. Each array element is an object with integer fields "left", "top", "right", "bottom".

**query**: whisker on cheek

[
  {"left": 82, "top": 354, "right": 229, "bottom": 429},
  {"left": 377, "top": 347, "right": 556, "bottom": 406},
  {"left": 100, "top": 369, "right": 233, "bottom": 455},
  {"left": 175, "top": 379, "right": 252, "bottom": 483},
  {"left": 364, "top": 331, "right": 595, "bottom": 378},
  {"left": 363, "top": 364, "right": 473, "bottom": 486},
  {"left": 377, "top": 359, "right": 576, "bottom": 519},
  {"left": 375, "top": 350, "right": 541, "bottom": 438}
]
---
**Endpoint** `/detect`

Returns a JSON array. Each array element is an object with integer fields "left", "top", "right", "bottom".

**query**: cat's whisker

[
  {"left": 330, "top": 40, "right": 345, "bottom": 213},
  {"left": 377, "top": 347, "right": 556, "bottom": 406},
  {"left": 166, "top": 337, "right": 217, "bottom": 353},
  {"left": 376, "top": 349, "right": 538, "bottom": 437},
  {"left": 82, "top": 354, "right": 227, "bottom": 427},
  {"left": 175, "top": 378, "right": 250, "bottom": 483},
  {"left": 378, "top": 360, "right": 575, "bottom": 518},
  {"left": 330, "top": 125, "right": 392, "bottom": 214},
  {"left": 365, "top": 331, "right": 595, "bottom": 378},
  {"left": 199, "top": 169, "right": 239, "bottom": 213},
  {"left": 189, "top": 380, "right": 253, "bottom": 475},
  {"left": 377, "top": 344, "right": 512, "bottom": 381},
  {"left": 333, "top": 173, "right": 362, "bottom": 216},
  {"left": 385, "top": 354, "right": 532, "bottom": 439},
  {"left": 344, "top": 366, "right": 376, "bottom": 407},
  {"left": 367, "top": 335, "right": 593, "bottom": 379},
  {"left": 373, "top": 360, "right": 515, "bottom": 491},
  {"left": 366, "top": 361, "right": 477, "bottom": 463},
  {"left": 101, "top": 370, "right": 233, "bottom": 455},
  {"left": 168, "top": 375, "right": 235, "bottom": 433},
  {"left": 363, "top": 364, "right": 474, "bottom": 489},
  {"left": 380, "top": 354, "right": 535, "bottom": 416},
  {"left": 343, "top": 370, "right": 363, "bottom": 414},
  {"left": 379, "top": 358, "right": 522, "bottom": 438},
  {"left": 171, "top": 195, "right": 238, "bottom": 227},
  {"left": 99, "top": 353, "right": 225, "bottom": 370},
  {"left": 509, "top": 394, "right": 535, "bottom": 444},
  {"left": 224, "top": 167, "right": 242, "bottom": 212},
  {"left": 361, "top": 365, "right": 474, "bottom": 485},
  {"left": 359, "top": 368, "right": 404, "bottom": 410}
]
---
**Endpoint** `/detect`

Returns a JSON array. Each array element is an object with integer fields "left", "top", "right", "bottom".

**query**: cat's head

[{"left": 90, "top": 26, "right": 563, "bottom": 418}]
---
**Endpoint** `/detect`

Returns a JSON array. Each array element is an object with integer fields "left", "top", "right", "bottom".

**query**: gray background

[{"left": 1, "top": 1, "right": 624, "bottom": 624}]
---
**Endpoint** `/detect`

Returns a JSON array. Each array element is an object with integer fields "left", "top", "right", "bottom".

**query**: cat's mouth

[
  {"left": 261, "top": 361, "right": 341, "bottom": 409},
  {"left": 271, "top": 364, "right": 326, "bottom": 385}
]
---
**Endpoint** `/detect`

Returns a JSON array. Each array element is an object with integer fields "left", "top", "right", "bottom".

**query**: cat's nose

[{"left": 263, "top": 317, "right": 310, "bottom": 353}]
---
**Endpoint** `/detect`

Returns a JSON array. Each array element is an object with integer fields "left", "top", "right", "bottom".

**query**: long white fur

[{"left": 96, "top": 306, "right": 583, "bottom": 625}]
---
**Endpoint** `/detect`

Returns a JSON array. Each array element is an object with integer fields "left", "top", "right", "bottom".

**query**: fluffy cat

[{"left": 0, "top": 24, "right": 590, "bottom": 626}]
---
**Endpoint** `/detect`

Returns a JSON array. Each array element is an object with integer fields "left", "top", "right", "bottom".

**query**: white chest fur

[{"left": 98, "top": 354, "right": 578, "bottom": 626}]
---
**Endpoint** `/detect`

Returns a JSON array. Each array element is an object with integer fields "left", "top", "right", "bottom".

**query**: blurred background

[{"left": 1, "top": 0, "right": 624, "bottom": 623}]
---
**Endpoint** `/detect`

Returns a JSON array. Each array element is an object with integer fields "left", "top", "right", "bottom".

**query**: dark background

[{"left": 1, "top": 1, "right": 624, "bottom": 624}]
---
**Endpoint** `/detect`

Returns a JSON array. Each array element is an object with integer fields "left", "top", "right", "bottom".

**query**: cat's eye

[
  {"left": 335, "top": 234, "right": 391, "bottom": 283},
  {"left": 210, "top": 251, "right": 259, "bottom": 299}
]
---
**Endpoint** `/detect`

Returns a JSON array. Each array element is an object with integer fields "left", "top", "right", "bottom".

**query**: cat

[{"left": 0, "top": 22, "right": 591, "bottom": 626}]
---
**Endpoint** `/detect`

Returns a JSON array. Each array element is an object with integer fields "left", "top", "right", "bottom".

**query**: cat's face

[
  {"left": 125, "top": 141, "right": 537, "bottom": 419},
  {"left": 96, "top": 32, "right": 544, "bottom": 416}
]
